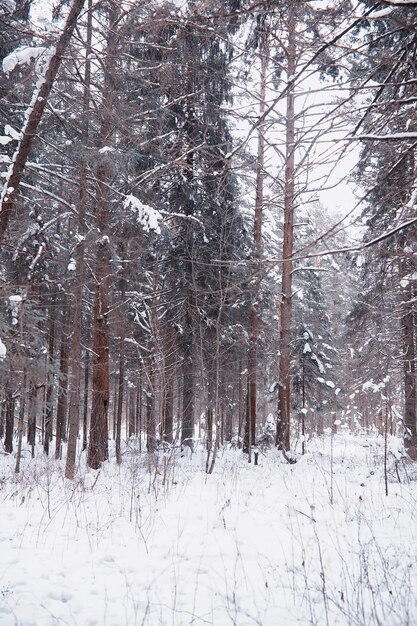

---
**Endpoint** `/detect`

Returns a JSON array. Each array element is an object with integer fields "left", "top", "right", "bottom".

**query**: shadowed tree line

[{"left": 1, "top": 0, "right": 417, "bottom": 473}]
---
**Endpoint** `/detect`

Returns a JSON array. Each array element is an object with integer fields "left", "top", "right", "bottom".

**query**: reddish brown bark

[
  {"left": 65, "top": 0, "right": 91, "bottom": 478},
  {"left": 86, "top": 3, "right": 119, "bottom": 470},
  {"left": 87, "top": 272, "right": 110, "bottom": 469}
]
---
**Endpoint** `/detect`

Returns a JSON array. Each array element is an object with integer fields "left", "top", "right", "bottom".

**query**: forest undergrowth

[{"left": 1, "top": 433, "right": 417, "bottom": 626}]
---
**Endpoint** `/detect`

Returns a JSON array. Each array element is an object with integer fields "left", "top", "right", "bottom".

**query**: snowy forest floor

[{"left": 1, "top": 434, "right": 417, "bottom": 626}]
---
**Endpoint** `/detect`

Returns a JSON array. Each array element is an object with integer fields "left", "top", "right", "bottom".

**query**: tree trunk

[
  {"left": 128, "top": 384, "right": 135, "bottom": 438},
  {"left": 137, "top": 377, "right": 142, "bottom": 452},
  {"left": 64, "top": 222, "right": 86, "bottom": 474},
  {"left": 146, "top": 362, "right": 157, "bottom": 452},
  {"left": 244, "top": 311, "right": 258, "bottom": 453},
  {"left": 15, "top": 370, "right": 26, "bottom": 474},
  {"left": 112, "top": 376, "right": 118, "bottom": 440},
  {"left": 115, "top": 368, "right": 124, "bottom": 464},
  {"left": 237, "top": 356, "right": 244, "bottom": 447},
  {"left": 27, "top": 378, "right": 37, "bottom": 456},
  {"left": 207, "top": 334, "right": 222, "bottom": 474},
  {"left": 82, "top": 351, "right": 89, "bottom": 452},
  {"left": 162, "top": 326, "right": 176, "bottom": 444},
  {"left": 87, "top": 273, "right": 110, "bottom": 469},
  {"left": 136, "top": 385, "right": 141, "bottom": 439},
  {"left": 43, "top": 298, "right": 56, "bottom": 456},
  {"left": 65, "top": 0, "right": 91, "bottom": 478},
  {"left": 181, "top": 302, "right": 194, "bottom": 452},
  {"left": 115, "top": 256, "right": 126, "bottom": 465},
  {"left": 0, "top": 400, "right": 4, "bottom": 440},
  {"left": 4, "top": 384, "right": 14, "bottom": 454},
  {"left": 206, "top": 374, "right": 214, "bottom": 453},
  {"left": 55, "top": 309, "right": 69, "bottom": 459},
  {"left": 163, "top": 377, "right": 174, "bottom": 444},
  {"left": 86, "top": 3, "right": 118, "bottom": 470},
  {"left": 277, "top": 7, "right": 296, "bottom": 453},
  {"left": 245, "top": 22, "right": 268, "bottom": 455},
  {"left": 129, "top": 389, "right": 136, "bottom": 438},
  {"left": 401, "top": 280, "right": 417, "bottom": 458},
  {"left": 224, "top": 382, "right": 233, "bottom": 443}
]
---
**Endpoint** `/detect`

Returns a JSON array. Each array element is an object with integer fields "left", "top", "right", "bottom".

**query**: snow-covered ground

[{"left": 1, "top": 434, "right": 417, "bottom": 626}]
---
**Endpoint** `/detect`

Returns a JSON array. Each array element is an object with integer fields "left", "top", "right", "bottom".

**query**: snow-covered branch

[
  {"left": 352, "top": 132, "right": 417, "bottom": 141},
  {"left": 0, "top": 0, "right": 86, "bottom": 242}
]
